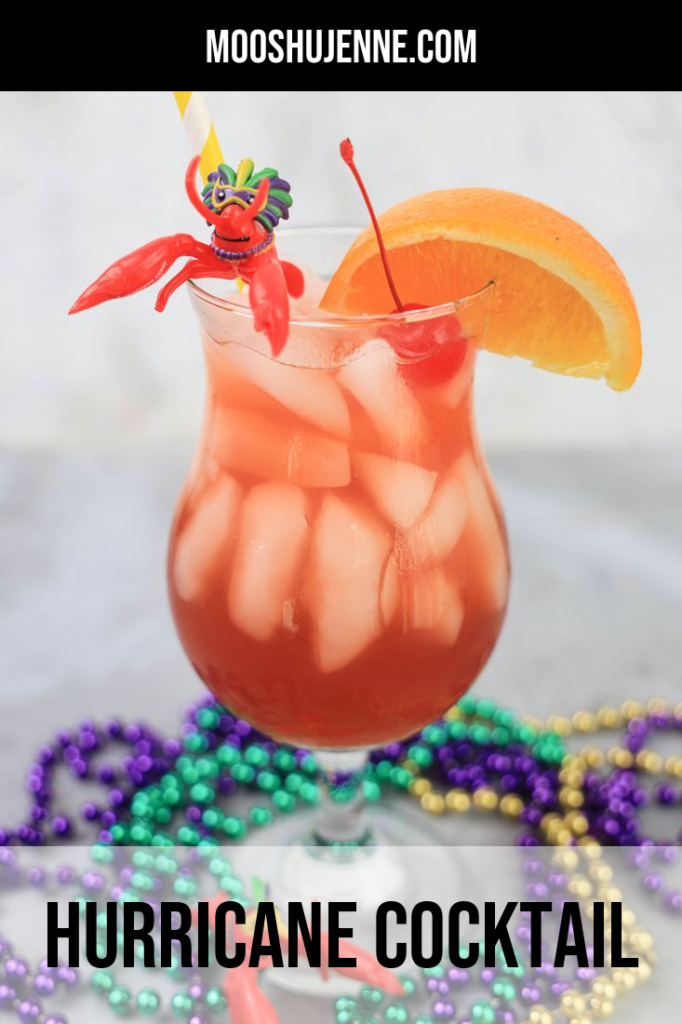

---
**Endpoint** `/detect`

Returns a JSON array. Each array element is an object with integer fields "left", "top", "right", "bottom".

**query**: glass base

[{"left": 233, "top": 800, "right": 461, "bottom": 998}]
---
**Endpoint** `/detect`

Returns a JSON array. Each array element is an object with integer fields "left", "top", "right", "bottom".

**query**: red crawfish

[
  {"left": 69, "top": 155, "right": 304, "bottom": 356},
  {"left": 192, "top": 892, "right": 404, "bottom": 1024}
]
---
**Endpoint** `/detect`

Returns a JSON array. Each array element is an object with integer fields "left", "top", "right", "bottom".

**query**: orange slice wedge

[{"left": 321, "top": 189, "right": 641, "bottom": 391}]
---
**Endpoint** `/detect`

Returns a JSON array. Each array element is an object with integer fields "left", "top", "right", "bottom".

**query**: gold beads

[
  {"left": 620, "top": 700, "right": 646, "bottom": 719},
  {"left": 401, "top": 699, "right": 657, "bottom": 1024},
  {"left": 572, "top": 711, "right": 598, "bottom": 732},
  {"left": 409, "top": 777, "right": 431, "bottom": 798},
  {"left": 472, "top": 786, "right": 498, "bottom": 811},
  {"left": 559, "top": 787, "right": 584, "bottom": 809},
  {"left": 444, "top": 705, "right": 463, "bottom": 721},
  {"left": 559, "top": 766, "right": 584, "bottom": 787},
  {"left": 628, "top": 927, "right": 654, "bottom": 954},
  {"left": 499, "top": 793, "right": 524, "bottom": 818},
  {"left": 528, "top": 1006, "right": 554, "bottom": 1024},
  {"left": 665, "top": 756, "right": 682, "bottom": 778},
  {"left": 597, "top": 706, "right": 623, "bottom": 728},
  {"left": 546, "top": 714, "right": 573, "bottom": 736},
  {"left": 564, "top": 811, "right": 589, "bottom": 836},
  {"left": 606, "top": 747, "right": 634, "bottom": 769},
  {"left": 553, "top": 849, "right": 579, "bottom": 871},
  {"left": 635, "top": 750, "right": 662, "bottom": 773},
  {"left": 592, "top": 979, "right": 617, "bottom": 1001},
  {"left": 567, "top": 874, "right": 592, "bottom": 899},
  {"left": 589, "top": 996, "right": 614, "bottom": 1017},
  {"left": 561, "top": 991, "right": 588, "bottom": 1016},
  {"left": 581, "top": 747, "right": 605, "bottom": 768},
  {"left": 444, "top": 789, "right": 470, "bottom": 813},
  {"left": 588, "top": 861, "right": 613, "bottom": 884},
  {"left": 420, "top": 791, "right": 445, "bottom": 815}
]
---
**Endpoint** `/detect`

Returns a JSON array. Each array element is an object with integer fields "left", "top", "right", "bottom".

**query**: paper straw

[{"left": 173, "top": 91, "right": 224, "bottom": 184}]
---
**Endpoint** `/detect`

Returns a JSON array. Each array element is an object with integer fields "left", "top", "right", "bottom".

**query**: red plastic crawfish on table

[
  {"left": 69, "top": 155, "right": 304, "bottom": 356},
  {"left": 193, "top": 889, "right": 404, "bottom": 1024}
]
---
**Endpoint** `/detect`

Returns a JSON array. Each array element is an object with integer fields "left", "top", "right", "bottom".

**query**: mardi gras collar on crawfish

[{"left": 69, "top": 155, "right": 304, "bottom": 357}]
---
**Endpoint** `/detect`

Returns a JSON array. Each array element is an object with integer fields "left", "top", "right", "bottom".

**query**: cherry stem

[{"left": 340, "top": 138, "right": 404, "bottom": 312}]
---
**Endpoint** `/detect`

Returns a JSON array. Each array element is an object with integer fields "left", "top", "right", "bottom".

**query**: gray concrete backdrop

[{"left": 1, "top": 91, "right": 681, "bottom": 452}]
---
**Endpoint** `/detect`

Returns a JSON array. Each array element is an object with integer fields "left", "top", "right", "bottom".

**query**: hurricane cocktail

[{"left": 168, "top": 241, "right": 508, "bottom": 752}]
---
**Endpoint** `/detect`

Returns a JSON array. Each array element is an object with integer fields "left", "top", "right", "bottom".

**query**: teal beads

[
  {"left": 91, "top": 970, "right": 115, "bottom": 995},
  {"left": 471, "top": 999, "right": 496, "bottom": 1023},
  {"left": 108, "top": 985, "right": 133, "bottom": 1016},
  {"left": 399, "top": 975, "right": 417, "bottom": 996},
  {"left": 170, "top": 991, "right": 194, "bottom": 1018},
  {"left": 204, "top": 987, "right": 226, "bottom": 1012},
  {"left": 136, "top": 989, "right": 161, "bottom": 1015},
  {"left": 492, "top": 977, "right": 516, "bottom": 1000},
  {"left": 360, "top": 985, "right": 384, "bottom": 1005}
]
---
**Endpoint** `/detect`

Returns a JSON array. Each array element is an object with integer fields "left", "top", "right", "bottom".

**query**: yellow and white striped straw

[{"left": 173, "top": 91, "right": 224, "bottom": 184}]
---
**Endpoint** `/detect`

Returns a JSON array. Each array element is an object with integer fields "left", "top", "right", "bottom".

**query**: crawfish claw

[
  {"left": 249, "top": 259, "right": 290, "bottom": 356},
  {"left": 69, "top": 234, "right": 212, "bottom": 314}
]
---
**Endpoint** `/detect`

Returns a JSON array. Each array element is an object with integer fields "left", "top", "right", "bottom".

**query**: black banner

[{"left": 10, "top": 20, "right": 670, "bottom": 89}]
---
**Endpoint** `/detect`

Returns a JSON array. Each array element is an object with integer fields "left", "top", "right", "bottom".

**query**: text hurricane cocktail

[{"left": 168, "top": 265, "right": 509, "bottom": 750}]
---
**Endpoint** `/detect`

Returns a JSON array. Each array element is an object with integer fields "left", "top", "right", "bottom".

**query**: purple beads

[
  {"left": 0, "top": 985, "right": 17, "bottom": 1008},
  {"left": 17, "top": 999, "right": 42, "bottom": 1023}
]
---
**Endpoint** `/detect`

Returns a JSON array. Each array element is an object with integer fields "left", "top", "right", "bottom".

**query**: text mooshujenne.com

[{"left": 206, "top": 30, "right": 476, "bottom": 65}]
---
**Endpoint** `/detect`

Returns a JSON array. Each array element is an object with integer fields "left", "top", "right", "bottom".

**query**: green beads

[
  {"left": 335, "top": 997, "right": 358, "bottom": 1012},
  {"left": 471, "top": 999, "right": 496, "bottom": 1023},
  {"left": 399, "top": 975, "right": 417, "bottom": 996},
  {"left": 170, "top": 991, "right": 194, "bottom": 1018},
  {"left": 183, "top": 731, "right": 208, "bottom": 753},
  {"left": 202, "top": 806, "right": 223, "bottom": 829},
  {"left": 384, "top": 1005, "right": 409, "bottom": 1022},
  {"left": 91, "top": 970, "right": 115, "bottom": 995},
  {"left": 136, "top": 989, "right": 161, "bottom": 1015},
  {"left": 256, "top": 769, "right": 280, "bottom": 792},
  {"left": 108, "top": 985, "right": 133, "bottom": 1016},
  {"left": 492, "top": 977, "right": 516, "bottom": 1000},
  {"left": 360, "top": 985, "right": 384, "bottom": 1005},
  {"left": 250, "top": 805, "right": 274, "bottom": 827},
  {"left": 204, "top": 987, "right": 226, "bottom": 1011},
  {"left": 173, "top": 875, "right": 196, "bottom": 897},
  {"left": 407, "top": 743, "right": 432, "bottom": 768},
  {"left": 189, "top": 781, "right": 214, "bottom": 804},
  {"left": 449, "top": 695, "right": 567, "bottom": 765},
  {"left": 271, "top": 790, "right": 296, "bottom": 813},
  {"left": 196, "top": 706, "right": 220, "bottom": 730},
  {"left": 222, "top": 815, "right": 248, "bottom": 839}
]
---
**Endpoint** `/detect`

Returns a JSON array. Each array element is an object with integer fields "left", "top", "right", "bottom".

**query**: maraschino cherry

[{"left": 340, "top": 138, "right": 466, "bottom": 387}]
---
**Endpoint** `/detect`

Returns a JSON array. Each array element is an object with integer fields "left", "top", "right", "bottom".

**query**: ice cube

[
  {"left": 290, "top": 264, "right": 328, "bottom": 315},
  {"left": 223, "top": 344, "right": 351, "bottom": 439},
  {"left": 307, "top": 494, "right": 392, "bottom": 673},
  {"left": 403, "top": 568, "right": 464, "bottom": 646},
  {"left": 429, "top": 344, "right": 475, "bottom": 409},
  {"left": 398, "top": 473, "right": 467, "bottom": 570},
  {"left": 210, "top": 407, "right": 351, "bottom": 489},
  {"left": 354, "top": 450, "right": 436, "bottom": 528},
  {"left": 455, "top": 454, "right": 509, "bottom": 610},
  {"left": 173, "top": 474, "right": 243, "bottom": 602},
  {"left": 337, "top": 343, "right": 431, "bottom": 461},
  {"left": 380, "top": 554, "right": 400, "bottom": 627},
  {"left": 228, "top": 481, "right": 309, "bottom": 642}
]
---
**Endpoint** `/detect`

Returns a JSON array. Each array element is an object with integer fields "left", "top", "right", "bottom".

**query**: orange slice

[{"left": 321, "top": 189, "right": 641, "bottom": 391}]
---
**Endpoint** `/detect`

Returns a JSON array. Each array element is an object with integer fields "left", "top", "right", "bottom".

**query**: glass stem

[{"left": 311, "top": 750, "right": 371, "bottom": 847}]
